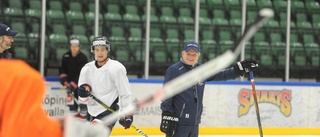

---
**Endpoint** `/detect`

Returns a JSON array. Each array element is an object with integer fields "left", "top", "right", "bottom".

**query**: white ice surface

[{"left": 110, "top": 135, "right": 320, "bottom": 137}]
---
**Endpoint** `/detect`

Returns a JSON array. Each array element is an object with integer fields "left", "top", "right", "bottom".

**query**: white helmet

[{"left": 91, "top": 36, "right": 110, "bottom": 53}]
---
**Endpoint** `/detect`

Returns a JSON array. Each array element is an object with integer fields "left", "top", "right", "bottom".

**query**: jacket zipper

[
  {"left": 194, "top": 85, "right": 199, "bottom": 125},
  {"left": 179, "top": 103, "right": 185, "bottom": 118}
]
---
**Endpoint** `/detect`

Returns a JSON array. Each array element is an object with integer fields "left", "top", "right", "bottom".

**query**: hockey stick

[
  {"left": 102, "top": 8, "right": 274, "bottom": 126},
  {"left": 89, "top": 94, "right": 148, "bottom": 137},
  {"left": 249, "top": 71, "right": 263, "bottom": 137}
]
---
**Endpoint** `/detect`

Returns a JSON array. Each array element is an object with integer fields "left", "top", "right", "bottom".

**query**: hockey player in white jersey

[{"left": 77, "top": 36, "right": 133, "bottom": 133}]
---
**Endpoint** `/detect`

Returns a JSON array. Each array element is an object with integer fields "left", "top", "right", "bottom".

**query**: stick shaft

[{"left": 249, "top": 71, "right": 263, "bottom": 137}]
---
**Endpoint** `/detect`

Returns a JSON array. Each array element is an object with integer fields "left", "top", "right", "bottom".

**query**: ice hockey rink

[{"left": 110, "top": 136, "right": 320, "bottom": 137}]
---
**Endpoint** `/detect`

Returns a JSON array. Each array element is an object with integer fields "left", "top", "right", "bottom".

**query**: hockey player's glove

[
  {"left": 78, "top": 84, "right": 92, "bottom": 101},
  {"left": 119, "top": 115, "right": 133, "bottom": 129},
  {"left": 160, "top": 112, "right": 179, "bottom": 136},
  {"left": 234, "top": 59, "right": 259, "bottom": 76},
  {"left": 59, "top": 73, "right": 68, "bottom": 86},
  {"left": 66, "top": 81, "right": 77, "bottom": 93}
]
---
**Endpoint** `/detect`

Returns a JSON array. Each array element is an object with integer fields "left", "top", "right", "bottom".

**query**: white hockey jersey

[{"left": 78, "top": 59, "right": 131, "bottom": 116}]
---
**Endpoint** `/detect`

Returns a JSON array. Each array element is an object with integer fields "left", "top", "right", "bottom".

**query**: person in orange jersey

[{"left": 0, "top": 59, "right": 109, "bottom": 137}]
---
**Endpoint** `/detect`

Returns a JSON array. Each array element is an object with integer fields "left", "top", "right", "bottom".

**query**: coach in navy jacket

[{"left": 160, "top": 40, "right": 258, "bottom": 137}]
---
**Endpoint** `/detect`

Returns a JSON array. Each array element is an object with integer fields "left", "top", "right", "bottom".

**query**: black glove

[
  {"left": 119, "top": 115, "right": 133, "bottom": 129},
  {"left": 66, "top": 81, "right": 77, "bottom": 93},
  {"left": 160, "top": 112, "right": 179, "bottom": 136},
  {"left": 77, "top": 84, "right": 92, "bottom": 98},
  {"left": 234, "top": 59, "right": 259, "bottom": 76},
  {"left": 59, "top": 73, "right": 68, "bottom": 86}
]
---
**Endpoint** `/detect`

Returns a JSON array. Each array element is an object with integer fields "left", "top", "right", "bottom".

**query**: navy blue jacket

[
  {"left": 160, "top": 60, "right": 240, "bottom": 125},
  {"left": 0, "top": 50, "right": 12, "bottom": 59}
]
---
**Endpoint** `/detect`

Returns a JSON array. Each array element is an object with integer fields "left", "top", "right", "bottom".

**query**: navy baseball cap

[
  {"left": 0, "top": 24, "right": 18, "bottom": 37},
  {"left": 183, "top": 40, "right": 200, "bottom": 53}
]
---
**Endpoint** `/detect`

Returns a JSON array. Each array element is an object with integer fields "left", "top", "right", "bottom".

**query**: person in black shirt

[
  {"left": 0, "top": 23, "right": 18, "bottom": 59},
  {"left": 59, "top": 38, "right": 88, "bottom": 120}
]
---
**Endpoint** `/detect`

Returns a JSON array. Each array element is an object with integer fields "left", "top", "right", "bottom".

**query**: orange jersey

[{"left": 0, "top": 60, "right": 62, "bottom": 137}]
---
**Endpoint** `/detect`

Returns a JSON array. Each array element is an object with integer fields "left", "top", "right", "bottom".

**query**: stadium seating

[
  {"left": 3, "top": 0, "right": 319, "bottom": 78},
  {"left": 244, "top": 0, "right": 258, "bottom": 11},
  {"left": 273, "top": 0, "right": 287, "bottom": 14},
  {"left": 141, "top": 6, "right": 159, "bottom": 23},
  {"left": 291, "top": 1, "right": 306, "bottom": 15},
  {"left": 153, "top": 50, "right": 168, "bottom": 63},
  {"left": 46, "top": 9, "right": 66, "bottom": 25},
  {"left": 303, "top": 34, "right": 320, "bottom": 67},
  {"left": 104, "top": 4, "right": 123, "bottom": 27},
  {"left": 130, "top": 42, "right": 145, "bottom": 62},
  {"left": 201, "top": 29, "right": 217, "bottom": 61},
  {"left": 149, "top": 28, "right": 165, "bottom": 61},
  {"left": 172, "top": 0, "right": 190, "bottom": 9},
  {"left": 178, "top": 8, "right": 194, "bottom": 29},
  {"left": 190, "top": 0, "right": 208, "bottom": 10},
  {"left": 289, "top": 34, "right": 306, "bottom": 67},
  {"left": 207, "top": 0, "right": 225, "bottom": 11},
  {"left": 25, "top": 0, "right": 42, "bottom": 25},
  {"left": 13, "top": 45, "right": 29, "bottom": 60},
  {"left": 198, "top": 9, "right": 212, "bottom": 30},
  {"left": 182, "top": 29, "right": 195, "bottom": 42},
  {"left": 244, "top": 43, "right": 255, "bottom": 60},
  {"left": 66, "top": 10, "right": 85, "bottom": 27},
  {"left": 252, "top": 32, "right": 272, "bottom": 66},
  {"left": 3, "top": 6, "right": 24, "bottom": 23},
  {"left": 224, "top": 0, "right": 241, "bottom": 11},
  {"left": 128, "top": 27, "right": 143, "bottom": 42},
  {"left": 123, "top": 4, "right": 141, "bottom": 28},
  {"left": 218, "top": 31, "right": 234, "bottom": 54},
  {"left": 305, "top": 1, "right": 320, "bottom": 15},
  {"left": 228, "top": 10, "right": 241, "bottom": 34},
  {"left": 115, "top": 48, "right": 130, "bottom": 62},
  {"left": 154, "top": 0, "right": 173, "bottom": 8},
  {"left": 49, "top": 33, "right": 69, "bottom": 61},
  {"left": 109, "top": 26, "right": 126, "bottom": 41},
  {"left": 50, "top": 24, "right": 67, "bottom": 35},
  {"left": 10, "top": 22, "right": 29, "bottom": 60},
  {"left": 160, "top": 6, "right": 177, "bottom": 29},
  {"left": 256, "top": 0, "right": 273, "bottom": 9},
  {"left": 69, "top": 1, "right": 83, "bottom": 11},
  {"left": 246, "top": 10, "right": 257, "bottom": 24}
]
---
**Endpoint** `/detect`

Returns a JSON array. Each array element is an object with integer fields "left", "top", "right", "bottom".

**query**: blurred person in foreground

[
  {"left": 0, "top": 59, "right": 109, "bottom": 137},
  {"left": 160, "top": 40, "right": 259, "bottom": 137}
]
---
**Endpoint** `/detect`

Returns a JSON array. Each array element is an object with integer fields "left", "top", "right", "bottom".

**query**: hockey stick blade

[
  {"left": 250, "top": 71, "right": 263, "bottom": 137},
  {"left": 102, "top": 8, "right": 274, "bottom": 126},
  {"left": 89, "top": 94, "right": 149, "bottom": 137}
]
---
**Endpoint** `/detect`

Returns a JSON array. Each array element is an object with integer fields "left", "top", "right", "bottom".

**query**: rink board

[{"left": 44, "top": 78, "right": 320, "bottom": 135}]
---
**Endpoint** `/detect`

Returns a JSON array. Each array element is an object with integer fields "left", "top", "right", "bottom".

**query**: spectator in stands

[
  {"left": 160, "top": 40, "right": 259, "bottom": 137},
  {"left": 0, "top": 23, "right": 18, "bottom": 59},
  {"left": 59, "top": 38, "right": 88, "bottom": 120}
]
